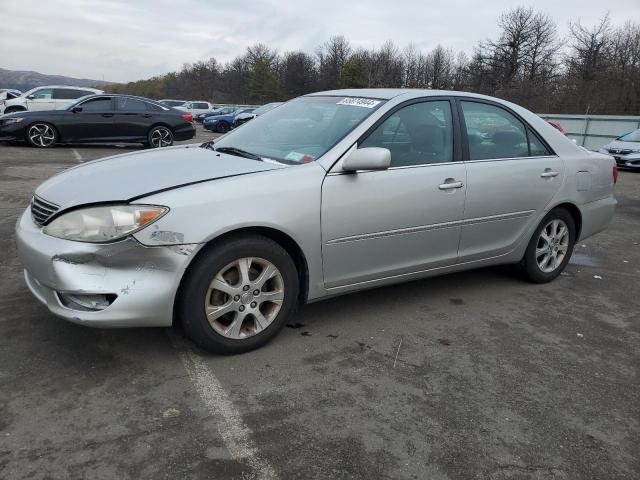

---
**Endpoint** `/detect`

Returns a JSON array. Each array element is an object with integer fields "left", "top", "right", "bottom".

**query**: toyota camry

[{"left": 16, "top": 89, "right": 617, "bottom": 354}]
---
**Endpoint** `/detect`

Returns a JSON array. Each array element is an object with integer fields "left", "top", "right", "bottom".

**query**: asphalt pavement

[{"left": 0, "top": 130, "right": 638, "bottom": 479}]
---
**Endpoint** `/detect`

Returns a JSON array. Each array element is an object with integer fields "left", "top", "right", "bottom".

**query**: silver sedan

[{"left": 16, "top": 89, "right": 617, "bottom": 354}]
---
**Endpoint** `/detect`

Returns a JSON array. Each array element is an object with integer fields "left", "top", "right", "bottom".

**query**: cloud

[{"left": 0, "top": 0, "right": 637, "bottom": 82}]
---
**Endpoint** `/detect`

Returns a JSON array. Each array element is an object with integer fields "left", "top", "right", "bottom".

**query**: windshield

[
  {"left": 618, "top": 129, "right": 640, "bottom": 142},
  {"left": 211, "top": 96, "right": 384, "bottom": 164}
]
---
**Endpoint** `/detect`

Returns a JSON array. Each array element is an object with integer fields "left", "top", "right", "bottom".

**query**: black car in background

[{"left": 0, "top": 94, "right": 195, "bottom": 148}]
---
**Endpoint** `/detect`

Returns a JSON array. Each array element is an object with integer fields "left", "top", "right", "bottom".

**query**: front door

[
  {"left": 66, "top": 96, "right": 116, "bottom": 142},
  {"left": 456, "top": 99, "right": 565, "bottom": 262},
  {"left": 321, "top": 99, "right": 467, "bottom": 289},
  {"left": 26, "top": 88, "right": 56, "bottom": 111}
]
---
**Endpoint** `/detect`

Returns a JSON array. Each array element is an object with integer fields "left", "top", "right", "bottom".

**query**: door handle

[
  {"left": 438, "top": 180, "right": 464, "bottom": 190},
  {"left": 540, "top": 169, "right": 559, "bottom": 178},
  {"left": 101, "top": 113, "right": 114, "bottom": 118},
  {"left": 141, "top": 114, "right": 152, "bottom": 118}
]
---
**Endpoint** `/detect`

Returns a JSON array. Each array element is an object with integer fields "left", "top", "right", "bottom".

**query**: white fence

[{"left": 538, "top": 114, "right": 640, "bottom": 150}]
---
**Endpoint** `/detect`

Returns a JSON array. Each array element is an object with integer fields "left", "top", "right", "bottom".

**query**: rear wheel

[
  {"left": 26, "top": 123, "right": 58, "bottom": 148},
  {"left": 521, "top": 208, "right": 576, "bottom": 283},
  {"left": 148, "top": 126, "right": 173, "bottom": 148},
  {"left": 179, "top": 235, "right": 299, "bottom": 354}
]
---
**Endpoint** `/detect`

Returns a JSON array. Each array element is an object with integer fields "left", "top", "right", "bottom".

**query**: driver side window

[
  {"left": 360, "top": 100, "right": 454, "bottom": 167},
  {"left": 32, "top": 89, "right": 53, "bottom": 100}
]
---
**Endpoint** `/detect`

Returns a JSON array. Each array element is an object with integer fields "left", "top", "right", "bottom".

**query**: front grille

[
  {"left": 608, "top": 148, "right": 632, "bottom": 155},
  {"left": 31, "top": 196, "right": 59, "bottom": 226}
]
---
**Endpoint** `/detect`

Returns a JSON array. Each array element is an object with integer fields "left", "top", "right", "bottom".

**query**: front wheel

[
  {"left": 216, "top": 121, "right": 230, "bottom": 133},
  {"left": 521, "top": 208, "right": 576, "bottom": 283},
  {"left": 148, "top": 126, "right": 174, "bottom": 148},
  {"left": 178, "top": 235, "right": 299, "bottom": 354},
  {"left": 26, "top": 122, "right": 58, "bottom": 148}
]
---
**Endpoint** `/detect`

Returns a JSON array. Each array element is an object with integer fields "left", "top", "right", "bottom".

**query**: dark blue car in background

[{"left": 202, "top": 108, "right": 255, "bottom": 133}]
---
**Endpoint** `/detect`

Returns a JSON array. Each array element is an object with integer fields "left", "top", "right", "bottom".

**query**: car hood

[
  {"left": 601, "top": 140, "right": 640, "bottom": 151},
  {"left": 35, "top": 145, "right": 285, "bottom": 210}
]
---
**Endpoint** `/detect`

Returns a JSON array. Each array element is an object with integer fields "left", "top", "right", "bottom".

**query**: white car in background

[
  {"left": 0, "top": 86, "right": 103, "bottom": 114},
  {"left": 177, "top": 100, "right": 215, "bottom": 117}
]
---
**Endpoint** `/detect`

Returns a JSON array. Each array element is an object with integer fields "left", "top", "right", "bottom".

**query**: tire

[
  {"left": 216, "top": 121, "right": 230, "bottom": 133},
  {"left": 178, "top": 235, "right": 299, "bottom": 354},
  {"left": 147, "top": 125, "right": 174, "bottom": 148},
  {"left": 521, "top": 208, "right": 576, "bottom": 283},
  {"left": 26, "top": 122, "right": 58, "bottom": 148}
]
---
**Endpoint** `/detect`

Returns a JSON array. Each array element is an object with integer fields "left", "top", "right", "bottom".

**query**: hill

[{"left": 0, "top": 68, "right": 113, "bottom": 92}]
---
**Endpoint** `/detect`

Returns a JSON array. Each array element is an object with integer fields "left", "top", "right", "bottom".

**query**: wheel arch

[
  {"left": 4, "top": 105, "right": 27, "bottom": 114},
  {"left": 148, "top": 122, "right": 174, "bottom": 133},
  {"left": 550, "top": 202, "right": 582, "bottom": 240},
  {"left": 173, "top": 226, "right": 310, "bottom": 324}
]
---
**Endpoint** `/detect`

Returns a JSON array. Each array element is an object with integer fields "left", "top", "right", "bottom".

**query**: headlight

[
  {"left": 2, "top": 117, "right": 24, "bottom": 124},
  {"left": 43, "top": 205, "right": 168, "bottom": 243}
]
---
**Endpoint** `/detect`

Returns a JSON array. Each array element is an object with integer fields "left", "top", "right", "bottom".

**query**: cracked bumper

[{"left": 15, "top": 208, "right": 198, "bottom": 328}]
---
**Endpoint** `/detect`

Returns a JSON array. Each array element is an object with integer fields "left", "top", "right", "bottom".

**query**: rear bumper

[
  {"left": 15, "top": 208, "right": 198, "bottom": 328},
  {"left": 578, "top": 195, "right": 617, "bottom": 241},
  {"left": 174, "top": 123, "right": 196, "bottom": 141}
]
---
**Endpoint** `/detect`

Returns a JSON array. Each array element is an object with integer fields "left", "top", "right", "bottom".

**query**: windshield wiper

[
  {"left": 201, "top": 140, "right": 215, "bottom": 150},
  {"left": 215, "top": 146, "right": 263, "bottom": 161}
]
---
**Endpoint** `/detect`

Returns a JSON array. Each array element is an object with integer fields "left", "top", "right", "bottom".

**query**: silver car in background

[
  {"left": 16, "top": 89, "right": 617, "bottom": 354},
  {"left": 599, "top": 129, "right": 640, "bottom": 170}
]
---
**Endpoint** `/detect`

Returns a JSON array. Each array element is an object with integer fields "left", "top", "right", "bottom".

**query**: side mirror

[
  {"left": 71, "top": 106, "right": 83, "bottom": 113},
  {"left": 341, "top": 147, "right": 391, "bottom": 172},
  {"left": 27, "top": 95, "right": 35, "bottom": 100}
]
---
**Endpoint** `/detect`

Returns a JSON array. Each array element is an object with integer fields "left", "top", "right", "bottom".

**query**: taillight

[
  {"left": 613, "top": 164, "right": 618, "bottom": 184},
  {"left": 181, "top": 113, "right": 193, "bottom": 122}
]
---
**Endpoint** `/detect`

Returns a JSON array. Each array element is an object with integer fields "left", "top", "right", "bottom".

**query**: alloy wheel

[
  {"left": 204, "top": 257, "right": 285, "bottom": 339},
  {"left": 535, "top": 219, "right": 570, "bottom": 273},
  {"left": 28, "top": 124, "right": 56, "bottom": 147},
  {"left": 150, "top": 127, "right": 172, "bottom": 147}
]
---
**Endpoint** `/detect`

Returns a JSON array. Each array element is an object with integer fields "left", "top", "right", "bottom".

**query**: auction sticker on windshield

[{"left": 337, "top": 97, "right": 381, "bottom": 108}]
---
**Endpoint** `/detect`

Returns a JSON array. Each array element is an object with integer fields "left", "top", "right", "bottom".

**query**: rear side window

[
  {"left": 528, "top": 130, "right": 552, "bottom": 156},
  {"left": 80, "top": 97, "right": 113, "bottom": 112},
  {"left": 461, "top": 101, "right": 529, "bottom": 160},
  {"left": 360, "top": 100, "right": 454, "bottom": 167},
  {"left": 193, "top": 102, "right": 209, "bottom": 109},
  {"left": 116, "top": 97, "right": 147, "bottom": 112},
  {"left": 54, "top": 89, "right": 93, "bottom": 100}
]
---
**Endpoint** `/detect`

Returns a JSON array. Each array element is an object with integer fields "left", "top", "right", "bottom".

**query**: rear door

[
  {"left": 456, "top": 99, "right": 564, "bottom": 262},
  {"left": 25, "top": 88, "right": 56, "bottom": 111},
  {"left": 66, "top": 96, "right": 117, "bottom": 141},
  {"left": 322, "top": 98, "right": 467, "bottom": 289},
  {"left": 113, "top": 97, "right": 154, "bottom": 140}
]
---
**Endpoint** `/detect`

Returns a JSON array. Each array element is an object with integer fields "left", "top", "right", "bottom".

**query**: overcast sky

[{"left": 1, "top": 0, "right": 638, "bottom": 83}]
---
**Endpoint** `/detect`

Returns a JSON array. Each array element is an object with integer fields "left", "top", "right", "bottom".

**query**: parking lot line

[
  {"left": 168, "top": 331, "right": 277, "bottom": 479},
  {"left": 71, "top": 148, "right": 83, "bottom": 162}
]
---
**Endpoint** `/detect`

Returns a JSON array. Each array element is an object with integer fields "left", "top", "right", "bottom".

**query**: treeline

[{"left": 108, "top": 8, "right": 640, "bottom": 115}]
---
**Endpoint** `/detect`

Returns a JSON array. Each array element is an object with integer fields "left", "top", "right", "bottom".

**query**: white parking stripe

[
  {"left": 169, "top": 332, "right": 277, "bottom": 479},
  {"left": 71, "top": 148, "right": 82, "bottom": 162}
]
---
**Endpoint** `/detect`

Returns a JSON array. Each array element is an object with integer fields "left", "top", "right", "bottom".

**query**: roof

[{"left": 307, "top": 88, "right": 506, "bottom": 103}]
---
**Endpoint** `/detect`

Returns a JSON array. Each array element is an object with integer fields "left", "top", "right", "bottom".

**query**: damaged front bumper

[{"left": 15, "top": 208, "right": 199, "bottom": 327}]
